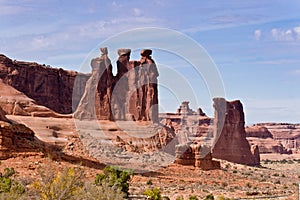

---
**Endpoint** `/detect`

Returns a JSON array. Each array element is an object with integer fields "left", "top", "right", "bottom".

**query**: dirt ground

[{"left": 2, "top": 115, "right": 300, "bottom": 199}]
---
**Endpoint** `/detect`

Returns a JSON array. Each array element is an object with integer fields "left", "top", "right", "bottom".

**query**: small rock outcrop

[
  {"left": 0, "top": 107, "right": 8, "bottom": 122},
  {"left": 175, "top": 143, "right": 220, "bottom": 170},
  {"left": 0, "top": 109, "right": 44, "bottom": 159},
  {"left": 212, "top": 98, "right": 260, "bottom": 166}
]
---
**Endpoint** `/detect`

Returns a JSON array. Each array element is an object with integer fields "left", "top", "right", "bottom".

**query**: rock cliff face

[
  {"left": 245, "top": 126, "right": 273, "bottom": 138},
  {"left": 212, "top": 98, "right": 260, "bottom": 166},
  {"left": 246, "top": 123, "right": 300, "bottom": 154},
  {"left": 0, "top": 79, "right": 70, "bottom": 117},
  {"left": 0, "top": 54, "right": 89, "bottom": 114}
]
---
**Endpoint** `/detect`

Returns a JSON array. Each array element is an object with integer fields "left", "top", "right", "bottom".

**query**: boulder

[{"left": 0, "top": 107, "right": 8, "bottom": 122}]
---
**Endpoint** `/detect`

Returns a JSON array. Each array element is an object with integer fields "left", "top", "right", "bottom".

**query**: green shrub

[
  {"left": 31, "top": 167, "right": 84, "bottom": 200},
  {"left": 95, "top": 166, "right": 132, "bottom": 197},
  {"left": 75, "top": 182, "right": 124, "bottom": 200},
  {"left": 188, "top": 195, "right": 199, "bottom": 200},
  {"left": 204, "top": 194, "right": 214, "bottom": 200},
  {"left": 147, "top": 179, "right": 153, "bottom": 185},
  {"left": 0, "top": 177, "right": 12, "bottom": 193},
  {"left": 3, "top": 168, "right": 15, "bottom": 178},
  {"left": 0, "top": 167, "right": 25, "bottom": 199},
  {"left": 175, "top": 195, "right": 184, "bottom": 200},
  {"left": 246, "top": 182, "right": 251, "bottom": 188},
  {"left": 143, "top": 187, "right": 162, "bottom": 200}
]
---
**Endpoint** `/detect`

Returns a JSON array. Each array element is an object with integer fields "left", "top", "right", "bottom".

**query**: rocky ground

[{"left": 0, "top": 115, "right": 299, "bottom": 199}]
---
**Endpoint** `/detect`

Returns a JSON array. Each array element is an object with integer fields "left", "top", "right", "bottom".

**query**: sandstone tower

[{"left": 74, "top": 48, "right": 159, "bottom": 122}]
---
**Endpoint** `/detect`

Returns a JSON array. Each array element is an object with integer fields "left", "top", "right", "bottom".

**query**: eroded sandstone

[{"left": 212, "top": 98, "right": 260, "bottom": 166}]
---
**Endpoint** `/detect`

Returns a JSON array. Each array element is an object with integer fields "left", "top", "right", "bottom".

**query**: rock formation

[
  {"left": 74, "top": 47, "right": 113, "bottom": 120},
  {"left": 246, "top": 124, "right": 296, "bottom": 154},
  {"left": 0, "top": 51, "right": 159, "bottom": 122},
  {"left": 248, "top": 123, "right": 300, "bottom": 154},
  {"left": 0, "top": 54, "right": 89, "bottom": 114},
  {"left": 74, "top": 48, "right": 159, "bottom": 122},
  {"left": 0, "top": 79, "right": 69, "bottom": 117},
  {"left": 212, "top": 98, "right": 260, "bottom": 166},
  {"left": 245, "top": 126, "right": 273, "bottom": 138},
  {"left": 175, "top": 143, "right": 220, "bottom": 170},
  {"left": 0, "top": 107, "right": 44, "bottom": 159},
  {"left": 113, "top": 122, "right": 177, "bottom": 153},
  {"left": 0, "top": 107, "right": 8, "bottom": 122}
]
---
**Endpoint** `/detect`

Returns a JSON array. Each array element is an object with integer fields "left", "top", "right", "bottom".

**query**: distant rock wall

[
  {"left": 0, "top": 54, "right": 89, "bottom": 114},
  {"left": 245, "top": 126, "right": 273, "bottom": 138},
  {"left": 246, "top": 123, "right": 300, "bottom": 153},
  {"left": 212, "top": 98, "right": 260, "bottom": 166}
]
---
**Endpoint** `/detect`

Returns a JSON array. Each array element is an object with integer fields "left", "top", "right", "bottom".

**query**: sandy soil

[{"left": 2, "top": 115, "right": 299, "bottom": 199}]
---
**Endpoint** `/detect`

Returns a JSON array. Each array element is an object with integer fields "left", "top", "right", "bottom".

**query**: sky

[{"left": 1, "top": 0, "right": 300, "bottom": 124}]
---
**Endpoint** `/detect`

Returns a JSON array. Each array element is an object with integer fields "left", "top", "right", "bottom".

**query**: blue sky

[{"left": 1, "top": 0, "right": 300, "bottom": 124}]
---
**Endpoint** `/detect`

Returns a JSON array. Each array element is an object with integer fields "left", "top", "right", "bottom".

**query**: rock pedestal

[
  {"left": 212, "top": 98, "right": 260, "bottom": 166},
  {"left": 175, "top": 143, "right": 221, "bottom": 170}
]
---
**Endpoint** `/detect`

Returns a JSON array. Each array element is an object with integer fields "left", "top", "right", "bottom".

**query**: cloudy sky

[{"left": 1, "top": 0, "right": 300, "bottom": 124}]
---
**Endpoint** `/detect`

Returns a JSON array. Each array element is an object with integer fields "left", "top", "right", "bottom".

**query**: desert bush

[
  {"left": 143, "top": 187, "right": 162, "bottom": 200},
  {"left": 246, "top": 182, "right": 251, "bottom": 188},
  {"left": 31, "top": 167, "right": 84, "bottom": 200},
  {"left": 204, "top": 194, "right": 214, "bottom": 200},
  {"left": 216, "top": 195, "right": 233, "bottom": 200},
  {"left": 0, "top": 167, "right": 25, "bottom": 195},
  {"left": 94, "top": 166, "right": 132, "bottom": 197},
  {"left": 188, "top": 195, "right": 199, "bottom": 200},
  {"left": 0, "top": 167, "right": 26, "bottom": 199},
  {"left": 272, "top": 173, "right": 279, "bottom": 177},
  {"left": 147, "top": 179, "right": 153, "bottom": 185},
  {"left": 175, "top": 195, "right": 184, "bottom": 200},
  {"left": 0, "top": 177, "right": 12, "bottom": 193},
  {"left": 3, "top": 167, "right": 15, "bottom": 178},
  {"left": 75, "top": 182, "right": 124, "bottom": 200}
]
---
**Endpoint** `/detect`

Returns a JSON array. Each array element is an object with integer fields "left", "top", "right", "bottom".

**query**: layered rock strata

[{"left": 0, "top": 54, "right": 89, "bottom": 114}]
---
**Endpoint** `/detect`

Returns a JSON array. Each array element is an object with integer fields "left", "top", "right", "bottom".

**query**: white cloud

[
  {"left": 292, "top": 69, "right": 300, "bottom": 75},
  {"left": 30, "top": 32, "right": 70, "bottom": 50},
  {"left": 294, "top": 26, "right": 300, "bottom": 40},
  {"left": 133, "top": 8, "right": 141, "bottom": 16},
  {"left": 0, "top": 4, "right": 28, "bottom": 15},
  {"left": 75, "top": 17, "right": 159, "bottom": 39},
  {"left": 271, "top": 27, "right": 297, "bottom": 41},
  {"left": 247, "top": 58, "right": 300, "bottom": 65},
  {"left": 254, "top": 29, "right": 261, "bottom": 40}
]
